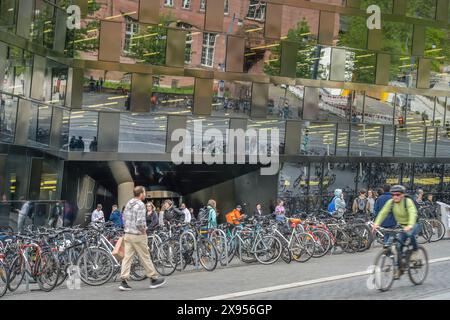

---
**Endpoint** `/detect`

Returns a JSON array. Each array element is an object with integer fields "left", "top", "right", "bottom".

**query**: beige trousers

[{"left": 120, "top": 233, "right": 158, "bottom": 280}]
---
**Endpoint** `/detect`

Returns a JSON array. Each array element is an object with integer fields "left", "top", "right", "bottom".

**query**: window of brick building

[
  {"left": 124, "top": 16, "right": 139, "bottom": 52},
  {"left": 200, "top": 0, "right": 205, "bottom": 11},
  {"left": 182, "top": 0, "right": 190, "bottom": 9},
  {"left": 246, "top": 1, "right": 266, "bottom": 21},
  {"left": 164, "top": 0, "right": 174, "bottom": 7},
  {"left": 201, "top": 33, "right": 217, "bottom": 67},
  {"left": 177, "top": 22, "right": 193, "bottom": 63}
]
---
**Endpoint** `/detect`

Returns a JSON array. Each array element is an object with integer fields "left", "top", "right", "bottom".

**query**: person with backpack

[
  {"left": 352, "top": 189, "right": 368, "bottom": 216},
  {"left": 372, "top": 185, "right": 419, "bottom": 278},
  {"left": 206, "top": 199, "right": 217, "bottom": 229},
  {"left": 328, "top": 189, "right": 346, "bottom": 218},
  {"left": 225, "top": 205, "right": 246, "bottom": 226}
]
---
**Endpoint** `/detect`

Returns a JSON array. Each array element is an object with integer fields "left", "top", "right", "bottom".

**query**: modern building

[{"left": 0, "top": 0, "right": 449, "bottom": 227}]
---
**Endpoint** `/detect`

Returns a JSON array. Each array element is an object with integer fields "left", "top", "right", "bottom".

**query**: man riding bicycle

[{"left": 372, "top": 185, "right": 420, "bottom": 276}]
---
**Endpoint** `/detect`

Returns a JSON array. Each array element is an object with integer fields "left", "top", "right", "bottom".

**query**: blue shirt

[
  {"left": 373, "top": 192, "right": 397, "bottom": 227},
  {"left": 109, "top": 210, "right": 123, "bottom": 228}
]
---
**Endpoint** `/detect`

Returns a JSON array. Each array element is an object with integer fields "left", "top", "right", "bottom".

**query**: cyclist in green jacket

[{"left": 372, "top": 185, "right": 419, "bottom": 259}]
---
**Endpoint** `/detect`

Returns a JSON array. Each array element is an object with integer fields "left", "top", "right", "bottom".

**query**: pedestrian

[
  {"left": 17, "top": 197, "right": 31, "bottom": 233},
  {"left": 180, "top": 203, "right": 191, "bottom": 224},
  {"left": 89, "top": 76, "right": 95, "bottom": 92},
  {"left": 99, "top": 77, "right": 104, "bottom": 92},
  {"left": 207, "top": 199, "right": 217, "bottom": 229},
  {"left": 225, "top": 205, "right": 245, "bottom": 225},
  {"left": 109, "top": 204, "right": 123, "bottom": 228},
  {"left": 48, "top": 202, "right": 64, "bottom": 228},
  {"left": 69, "top": 136, "right": 77, "bottom": 151},
  {"left": 76, "top": 136, "right": 85, "bottom": 151},
  {"left": 425, "top": 194, "right": 434, "bottom": 206},
  {"left": 91, "top": 204, "right": 105, "bottom": 223},
  {"left": 145, "top": 202, "right": 158, "bottom": 231},
  {"left": 352, "top": 189, "right": 368, "bottom": 215},
  {"left": 89, "top": 137, "right": 98, "bottom": 152},
  {"left": 274, "top": 199, "right": 285, "bottom": 222},
  {"left": 366, "top": 189, "right": 376, "bottom": 218},
  {"left": 373, "top": 184, "right": 396, "bottom": 231},
  {"left": 96, "top": 80, "right": 100, "bottom": 92},
  {"left": 414, "top": 188, "right": 425, "bottom": 206},
  {"left": 328, "top": 189, "right": 346, "bottom": 218},
  {"left": 119, "top": 186, "right": 166, "bottom": 291},
  {"left": 158, "top": 201, "right": 167, "bottom": 226},
  {"left": 254, "top": 203, "right": 263, "bottom": 216},
  {"left": 189, "top": 208, "right": 195, "bottom": 220}
]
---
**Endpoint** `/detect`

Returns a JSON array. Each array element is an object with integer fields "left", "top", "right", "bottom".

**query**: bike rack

[
  {"left": 178, "top": 231, "right": 199, "bottom": 271},
  {"left": 210, "top": 229, "right": 228, "bottom": 267}
]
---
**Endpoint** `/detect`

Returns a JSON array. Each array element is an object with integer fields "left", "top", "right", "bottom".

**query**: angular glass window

[
  {"left": 152, "top": 75, "right": 194, "bottom": 115},
  {"left": 212, "top": 80, "right": 251, "bottom": 118},
  {"left": 69, "top": 111, "right": 98, "bottom": 152},
  {"left": 406, "top": 0, "right": 436, "bottom": 20},
  {"left": 394, "top": 126, "right": 425, "bottom": 157},
  {"left": 301, "top": 122, "right": 336, "bottom": 156},
  {"left": 350, "top": 124, "right": 382, "bottom": 156},
  {"left": 0, "top": 93, "right": 18, "bottom": 143},
  {"left": 246, "top": 1, "right": 266, "bottom": 21},
  {"left": 267, "top": 84, "right": 302, "bottom": 120},
  {"left": 119, "top": 114, "right": 167, "bottom": 153}
]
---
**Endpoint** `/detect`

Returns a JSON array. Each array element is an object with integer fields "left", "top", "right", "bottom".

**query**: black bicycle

[{"left": 373, "top": 227, "right": 428, "bottom": 292}]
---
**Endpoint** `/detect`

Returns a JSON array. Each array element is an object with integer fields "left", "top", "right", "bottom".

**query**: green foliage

[
  {"left": 125, "top": 14, "right": 176, "bottom": 66},
  {"left": 264, "top": 18, "right": 320, "bottom": 78}
]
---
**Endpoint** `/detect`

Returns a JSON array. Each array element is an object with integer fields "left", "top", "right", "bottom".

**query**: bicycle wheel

[
  {"left": 416, "top": 220, "right": 432, "bottom": 244},
  {"left": 36, "top": 251, "right": 60, "bottom": 292},
  {"left": 311, "top": 229, "right": 332, "bottom": 258},
  {"left": 209, "top": 231, "right": 231, "bottom": 266},
  {"left": 238, "top": 235, "right": 257, "bottom": 264},
  {"left": 197, "top": 238, "right": 218, "bottom": 271},
  {"left": 292, "top": 233, "right": 315, "bottom": 263},
  {"left": 153, "top": 239, "right": 178, "bottom": 276},
  {"left": 351, "top": 224, "right": 372, "bottom": 252},
  {"left": 254, "top": 235, "right": 282, "bottom": 265},
  {"left": 130, "top": 255, "right": 146, "bottom": 281},
  {"left": 76, "top": 247, "right": 115, "bottom": 286},
  {"left": 0, "top": 262, "right": 8, "bottom": 297},
  {"left": 281, "top": 244, "right": 292, "bottom": 264},
  {"left": 407, "top": 247, "right": 428, "bottom": 285},
  {"left": 428, "top": 219, "right": 445, "bottom": 242},
  {"left": 7, "top": 255, "right": 25, "bottom": 292},
  {"left": 373, "top": 249, "right": 395, "bottom": 292}
]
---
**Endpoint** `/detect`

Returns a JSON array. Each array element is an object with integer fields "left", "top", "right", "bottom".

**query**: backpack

[
  {"left": 388, "top": 195, "right": 419, "bottom": 215},
  {"left": 327, "top": 197, "right": 337, "bottom": 214},
  {"left": 198, "top": 207, "right": 209, "bottom": 222},
  {"left": 355, "top": 198, "right": 367, "bottom": 213}
]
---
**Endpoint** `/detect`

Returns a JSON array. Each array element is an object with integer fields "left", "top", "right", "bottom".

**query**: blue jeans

[{"left": 396, "top": 223, "right": 420, "bottom": 252}]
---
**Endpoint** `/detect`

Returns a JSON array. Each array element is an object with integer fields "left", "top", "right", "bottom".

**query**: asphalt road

[{"left": 3, "top": 240, "right": 450, "bottom": 300}]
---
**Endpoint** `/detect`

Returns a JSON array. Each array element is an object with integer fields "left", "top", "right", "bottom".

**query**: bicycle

[{"left": 373, "top": 227, "right": 428, "bottom": 292}]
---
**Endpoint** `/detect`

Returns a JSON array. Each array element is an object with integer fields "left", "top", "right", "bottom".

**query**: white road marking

[{"left": 199, "top": 256, "right": 450, "bottom": 300}]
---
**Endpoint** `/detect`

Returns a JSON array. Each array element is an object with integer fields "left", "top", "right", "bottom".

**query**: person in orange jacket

[{"left": 225, "top": 205, "right": 246, "bottom": 225}]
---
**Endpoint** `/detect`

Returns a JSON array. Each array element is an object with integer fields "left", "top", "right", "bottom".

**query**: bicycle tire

[
  {"left": 311, "top": 229, "right": 332, "bottom": 258},
  {"left": 76, "top": 247, "right": 115, "bottom": 286},
  {"left": 428, "top": 219, "right": 445, "bottom": 242},
  {"left": 7, "top": 255, "right": 25, "bottom": 292},
  {"left": 292, "top": 233, "right": 315, "bottom": 263},
  {"left": 0, "top": 262, "right": 8, "bottom": 297},
  {"left": 36, "top": 251, "right": 60, "bottom": 292},
  {"left": 254, "top": 235, "right": 282, "bottom": 265},
  {"left": 407, "top": 246, "right": 428, "bottom": 285},
  {"left": 197, "top": 238, "right": 218, "bottom": 272},
  {"left": 373, "top": 249, "right": 395, "bottom": 292},
  {"left": 130, "top": 256, "right": 147, "bottom": 281},
  {"left": 154, "top": 239, "right": 178, "bottom": 276}
]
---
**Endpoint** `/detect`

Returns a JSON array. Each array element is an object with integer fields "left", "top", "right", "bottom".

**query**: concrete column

[{"left": 118, "top": 181, "right": 134, "bottom": 210}]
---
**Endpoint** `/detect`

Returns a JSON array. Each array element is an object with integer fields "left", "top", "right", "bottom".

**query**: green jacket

[
  {"left": 207, "top": 205, "right": 217, "bottom": 229},
  {"left": 374, "top": 198, "right": 417, "bottom": 227}
]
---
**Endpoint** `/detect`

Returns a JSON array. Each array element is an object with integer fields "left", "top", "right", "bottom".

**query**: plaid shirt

[{"left": 123, "top": 198, "right": 146, "bottom": 235}]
